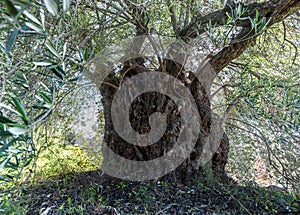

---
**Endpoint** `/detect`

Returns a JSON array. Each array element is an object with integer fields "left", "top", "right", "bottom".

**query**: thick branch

[
  {"left": 209, "top": 26, "right": 256, "bottom": 73},
  {"left": 193, "top": 0, "right": 300, "bottom": 74},
  {"left": 179, "top": 0, "right": 300, "bottom": 40},
  {"left": 179, "top": 1, "right": 269, "bottom": 39}
]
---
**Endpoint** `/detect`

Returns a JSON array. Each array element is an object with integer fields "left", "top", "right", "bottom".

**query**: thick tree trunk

[
  {"left": 97, "top": 0, "right": 300, "bottom": 183},
  {"left": 100, "top": 57, "right": 229, "bottom": 182}
]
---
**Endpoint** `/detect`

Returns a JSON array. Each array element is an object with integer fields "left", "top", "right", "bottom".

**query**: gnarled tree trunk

[{"left": 100, "top": 56, "right": 229, "bottom": 182}]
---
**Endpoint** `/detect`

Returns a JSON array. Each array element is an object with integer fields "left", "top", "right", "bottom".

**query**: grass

[
  {"left": 0, "top": 195, "right": 29, "bottom": 215},
  {"left": 0, "top": 140, "right": 299, "bottom": 214},
  {"left": 32, "top": 140, "right": 98, "bottom": 180},
  {"left": 0, "top": 139, "right": 98, "bottom": 214}
]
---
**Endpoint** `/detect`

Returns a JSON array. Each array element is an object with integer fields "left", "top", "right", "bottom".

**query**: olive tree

[{"left": 0, "top": 0, "right": 299, "bottom": 185}]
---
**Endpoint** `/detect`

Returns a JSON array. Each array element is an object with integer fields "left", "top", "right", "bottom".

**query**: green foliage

[
  {"left": 224, "top": 20, "right": 299, "bottom": 189},
  {"left": 44, "top": 0, "right": 58, "bottom": 16},
  {"left": 32, "top": 140, "right": 97, "bottom": 180},
  {"left": 0, "top": 0, "right": 84, "bottom": 186},
  {"left": 0, "top": 195, "right": 29, "bottom": 215}
]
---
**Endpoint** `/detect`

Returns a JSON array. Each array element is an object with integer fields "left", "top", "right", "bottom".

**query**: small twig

[
  {"left": 155, "top": 203, "right": 178, "bottom": 215},
  {"left": 168, "top": 1, "right": 178, "bottom": 35},
  {"left": 282, "top": 21, "right": 298, "bottom": 65}
]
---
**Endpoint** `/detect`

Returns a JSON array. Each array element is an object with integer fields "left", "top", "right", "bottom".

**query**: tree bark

[{"left": 100, "top": 57, "right": 229, "bottom": 182}]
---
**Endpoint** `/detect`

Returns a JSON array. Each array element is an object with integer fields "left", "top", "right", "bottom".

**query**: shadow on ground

[{"left": 4, "top": 170, "right": 300, "bottom": 215}]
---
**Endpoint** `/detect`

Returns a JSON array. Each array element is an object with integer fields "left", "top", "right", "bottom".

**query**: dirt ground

[{"left": 7, "top": 170, "right": 300, "bottom": 215}]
